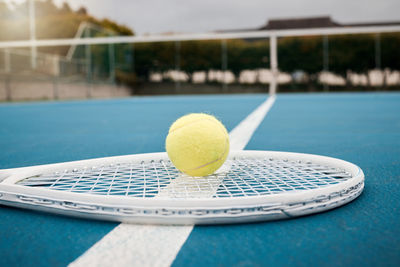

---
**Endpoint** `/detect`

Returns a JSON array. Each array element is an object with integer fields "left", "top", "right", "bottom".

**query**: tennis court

[{"left": 1, "top": 92, "right": 399, "bottom": 266}]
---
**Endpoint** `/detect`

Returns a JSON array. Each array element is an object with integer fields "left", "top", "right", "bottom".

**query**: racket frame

[{"left": 0, "top": 151, "right": 364, "bottom": 224}]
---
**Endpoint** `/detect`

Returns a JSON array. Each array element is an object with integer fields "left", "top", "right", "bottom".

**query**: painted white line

[
  {"left": 69, "top": 224, "right": 193, "bottom": 267},
  {"left": 229, "top": 95, "right": 276, "bottom": 150},
  {"left": 68, "top": 95, "right": 276, "bottom": 267}
]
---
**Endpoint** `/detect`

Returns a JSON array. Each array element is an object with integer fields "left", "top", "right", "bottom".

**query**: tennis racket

[{"left": 0, "top": 150, "right": 364, "bottom": 225}]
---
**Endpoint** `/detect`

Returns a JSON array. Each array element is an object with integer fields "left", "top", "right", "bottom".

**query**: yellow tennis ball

[{"left": 166, "top": 113, "right": 230, "bottom": 177}]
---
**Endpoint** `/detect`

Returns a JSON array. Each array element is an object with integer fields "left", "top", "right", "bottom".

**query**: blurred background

[{"left": 0, "top": 0, "right": 399, "bottom": 101}]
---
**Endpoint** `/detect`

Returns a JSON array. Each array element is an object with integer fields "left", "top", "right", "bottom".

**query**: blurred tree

[
  {"left": 381, "top": 33, "right": 400, "bottom": 70},
  {"left": 0, "top": 0, "right": 134, "bottom": 44},
  {"left": 59, "top": 2, "right": 72, "bottom": 14},
  {"left": 76, "top": 6, "right": 87, "bottom": 15}
]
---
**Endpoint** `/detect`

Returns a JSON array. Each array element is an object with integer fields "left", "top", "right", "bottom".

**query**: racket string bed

[{"left": 17, "top": 157, "right": 352, "bottom": 199}]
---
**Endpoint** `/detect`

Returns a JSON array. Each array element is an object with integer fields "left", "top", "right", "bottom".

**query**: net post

[
  {"left": 53, "top": 76, "right": 58, "bottom": 100},
  {"left": 4, "top": 48, "right": 10, "bottom": 73},
  {"left": 85, "top": 28, "right": 92, "bottom": 98},
  {"left": 52, "top": 54, "right": 59, "bottom": 100},
  {"left": 108, "top": 42, "right": 115, "bottom": 84},
  {"left": 221, "top": 39, "right": 228, "bottom": 91},
  {"left": 29, "top": 0, "right": 37, "bottom": 69},
  {"left": 5, "top": 74, "right": 11, "bottom": 101},
  {"left": 175, "top": 40, "right": 181, "bottom": 91},
  {"left": 132, "top": 43, "right": 135, "bottom": 74},
  {"left": 375, "top": 33, "right": 381, "bottom": 70},
  {"left": 323, "top": 35, "right": 329, "bottom": 92},
  {"left": 4, "top": 49, "right": 11, "bottom": 101},
  {"left": 269, "top": 34, "right": 278, "bottom": 95}
]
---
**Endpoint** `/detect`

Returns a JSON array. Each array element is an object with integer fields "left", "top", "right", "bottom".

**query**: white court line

[
  {"left": 229, "top": 95, "right": 276, "bottom": 150},
  {"left": 68, "top": 95, "right": 276, "bottom": 267}
]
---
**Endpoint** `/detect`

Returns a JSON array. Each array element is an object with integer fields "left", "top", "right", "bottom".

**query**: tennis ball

[{"left": 166, "top": 113, "right": 230, "bottom": 177}]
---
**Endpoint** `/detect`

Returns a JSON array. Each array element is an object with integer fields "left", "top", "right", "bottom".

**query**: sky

[{"left": 6, "top": 0, "right": 400, "bottom": 34}]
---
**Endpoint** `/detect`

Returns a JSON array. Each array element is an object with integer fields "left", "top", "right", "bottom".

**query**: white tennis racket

[{"left": 0, "top": 150, "right": 364, "bottom": 225}]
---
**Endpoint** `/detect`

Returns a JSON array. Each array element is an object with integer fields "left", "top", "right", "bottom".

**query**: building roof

[
  {"left": 259, "top": 16, "right": 341, "bottom": 30},
  {"left": 260, "top": 16, "right": 400, "bottom": 30},
  {"left": 218, "top": 16, "right": 400, "bottom": 33}
]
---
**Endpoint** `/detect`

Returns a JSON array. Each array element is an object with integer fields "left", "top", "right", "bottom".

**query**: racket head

[{"left": 0, "top": 150, "right": 364, "bottom": 224}]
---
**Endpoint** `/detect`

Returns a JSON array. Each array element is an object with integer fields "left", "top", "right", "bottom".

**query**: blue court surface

[{"left": 0, "top": 92, "right": 399, "bottom": 266}]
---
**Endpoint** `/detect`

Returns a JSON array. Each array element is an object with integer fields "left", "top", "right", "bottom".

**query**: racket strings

[
  {"left": 214, "top": 158, "right": 351, "bottom": 198},
  {"left": 17, "top": 157, "right": 352, "bottom": 199}
]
